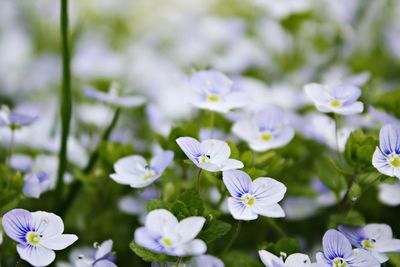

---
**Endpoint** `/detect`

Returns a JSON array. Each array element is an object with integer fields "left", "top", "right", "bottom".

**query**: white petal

[
  {"left": 94, "top": 260, "right": 118, "bottom": 267},
  {"left": 220, "top": 159, "right": 244, "bottom": 171},
  {"left": 95, "top": 240, "right": 113, "bottom": 259},
  {"left": 232, "top": 119, "right": 258, "bottom": 143},
  {"left": 372, "top": 147, "right": 395, "bottom": 177},
  {"left": 17, "top": 244, "right": 56, "bottom": 267},
  {"left": 222, "top": 91, "right": 250, "bottom": 109},
  {"left": 364, "top": 224, "right": 393, "bottom": 241},
  {"left": 285, "top": 253, "right": 312, "bottom": 266},
  {"left": 109, "top": 173, "right": 134, "bottom": 185},
  {"left": 258, "top": 250, "right": 283, "bottom": 266},
  {"left": 200, "top": 139, "right": 231, "bottom": 164},
  {"left": 176, "top": 137, "right": 201, "bottom": 163},
  {"left": 304, "top": 83, "right": 333, "bottom": 104},
  {"left": 150, "top": 151, "right": 174, "bottom": 174},
  {"left": 175, "top": 217, "right": 206, "bottom": 244},
  {"left": 378, "top": 183, "right": 400, "bottom": 206},
  {"left": 41, "top": 234, "right": 78, "bottom": 250},
  {"left": 253, "top": 203, "right": 285, "bottom": 218},
  {"left": 179, "top": 239, "right": 207, "bottom": 256},
  {"left": 113, "top": 156, "right": 147, "bottom": 177},
  {"left": 373, "top": 239, "right": 400, "bottom": 253},
  {"left": 227, "top": 197, "right": 258, "bottom": 221},
  {"left": 31, "top": 211, "right": 64, "bottom": 238},
  {"left": 335, "top": 102, "right": 364, "bottom": 115},
  {"left": 379, "top": 124, "right": 400, "bottom": 155},
  {"left": 251, "top": 177, "right": 287, "bottom": 203},
  {"left": 145, "top": 209, "right": 178, "bottom": 236},
  {"left": 223, "top": 170, "right": 252, "bottom": 198}
]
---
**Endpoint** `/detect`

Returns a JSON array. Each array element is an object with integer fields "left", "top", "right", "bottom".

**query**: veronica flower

[
  {"left": 304, "top": 83, "right": 364, "bottom": 115},
  {"left": 338, "top": 224, "right": 400, "bottom": 263},
  {"left": 259, "top": 250, "right": 313, "bottom": 267},
  {"left": 2, "top": 209, "right": 78, "bottom": 267},
  {"left": 134, "top": 209, "right": 207, "bottom": 256},
  {"left": 372, "top": 124, "right": 400, "bottom": 178},
  {"left": 23, "top": 172, "right": 53, "bottom": 199},
  {"left": 0, "top": 105, "right": 37, "bottom": 129},
  {"left": 110, "top": 150, "right": 174, "bottom": 188},
  {"left": 190, "top": 70, "right": 249, "bottom": 113},
  {"left": 10, "top": 153, "right": 33, "bottom": 172},
  {"left": 176, "top": 137, "right": 243, "bottom": 172},
  {"left": 368, "top": 106, "right": 400, "bottom": 125},
  {"left": 223, "top": 170, "right": 286, "bottom": 220},
  {"left": 378, "top": 182, "right": 400, "bottom": 206},
  {"left": 316, "top": 229, "right": 380, "bottom": 267},
  {"left": 85, "top": 82, "right": 146, "bottom": 108},
  {"left": 232, "top": 107, "right": 295, "bottom": 152}
]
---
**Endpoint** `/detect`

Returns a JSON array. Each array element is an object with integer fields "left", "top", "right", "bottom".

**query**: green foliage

[
  {"left": 129, "top": 241, "right": 175, "bottom": 263},
  {"left": 198, "top": 219, "right": 232, "bottom": 244},
  {"left": 261, "top": 238, "right": 301, "bottom": 256},
  {"left": 345, "top": 130, "right": 377, "bottom": 169},
  {"left": 374, "top": 89, "right": 400, "bottom": 118},
  {"left": 222, "top": 251, "right": 263, "bottom": 267},
  {"left": 329, "top": 210, "right": 365, "bottom": 228}
]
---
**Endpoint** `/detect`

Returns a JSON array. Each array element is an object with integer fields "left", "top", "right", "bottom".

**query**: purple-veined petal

[
  {"left": 134, "top": 227, "right": 164, "bottom": 254},
  {"left": 17, "top": 244, "right": 56, "bottom": 267},
  {"left": 258, "top": 250, "right": 284, "bottom": 267},
  {"left": 252, "top": 203, "right": 285, "bottom": 218},
  {"left": 322, "top": 230, "right": 353, "bottom": 260},
  {"left": 372, "top": 147, "right": 395, "bottom": 177},
  {"left": 251, "top": 177, "right": 287, "bottom": 203},
  {"left": 338, "top": 225, "right": 365, "bottom": 248},
  {"left": 222, "top": 170, "right": 252, "bottom": 198},
  {"left": 348, "top": 248, "right": 380, "bottom": 267},
  {"left": 227, "top": 197, "right": 258, "bottom": 221},
  {"left": 94, "top": 260, "right": 118, "bottom": 267},
  {"left": 95, "top": 240, "right": 113, "bottom": 260},
  {"left": 2, "top": 209, "right": 33, "bottom": 243},
  {"left": 176, "top": 137, "right": 201, "bottom": 163},
  {"left": 200, "top": 139, "right": 231, "bottom": 164},
  {"left": 379, "top": 124, "right": 400, "bottom": 155},
  {"left": 31, "top": 211, "right": 64, "bottom": 238}
]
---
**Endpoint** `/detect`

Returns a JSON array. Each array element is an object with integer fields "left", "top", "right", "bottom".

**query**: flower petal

[
  {"left": 227, "top": 197, "right": 258, "bottom": 221},
  {"left": 145, "top": 209, "right": 178, "bottom": 236},
  {"left": 251, "top": 177, "right": 287, "bottom": 203},
  {"left": 220, "top": 159, "right": 244, "bottom": 171},
  {"left": 175, "top": 217, "right": 206, "bottom": 244},
  {"left": 177, "top": 239, "right": 207, "bottom": 256},
  {"left": 200, "top": 139, "right": 230, "bottom": 164},
  {"left": 378, "top": 183, "right": 400, "bottom": 206},
  {"left": 363, "top": 224, "right": 393, "bottom": 241},
  {"left": 322, "top": 229, "right": 353, "bottom": 259},
  {"left": 334, "top": 101, "right": 364, "bottom": 115},
  {"left": 252, "top": 203, "right": 285, "bottom": 218},
  {"left": 176, "top": 137, "right": 201, "bottom": 163},
  {"left": 2, "top": 209, "right": 33, "bottom": 243},
  {"left": 258, "top": 250, "right": 283, "bottom": 267},
  {"left": 372, "top": 147, "right": 395, "bottom": 177},
  {"left": 222, "top": 170, "right": 252, "bottom": 198},
  {"left": 17, "top": 244, "right": 56, "bottom": 267},
  {"left": 40, "top": 234, "right": 78, "bottom": 250},
  {"left": 94, "top": 260, "right": 118, "bottom": 267},
  {"left": 31, "top": 211, "right": 64, "bottom": 238},
  {"left": 285, "top": 253, "right": 312, "bottom": 266},
  {"left": 304, "top": 83, "right": 333, "bottom": 104},
  {"left": 379, "top": 124, "right": 400, "bottom": 155},
  {"left": 150, "top": 151, "right": 174, "bottom": 174},
  {"left": 113, "top": 156, "right": 147, "bottom": 177},
  {"left": 134, "top": 227, "right": 164, "bottom": 254},
  {"left": 349, "top": 248, "right": 380, "bottom": 267}
]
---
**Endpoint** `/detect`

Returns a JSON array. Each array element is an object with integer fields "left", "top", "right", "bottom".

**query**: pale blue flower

[
  {"left": 372, "top": 124, "right": 400, "bottom": 179},
  {"left": 134, "top": 209, "right": 207, "bottom": 256},
  {"left": 85, "top": 82, "right": 146, "bottom": 108},
  {"left": 223, "top": 170, "right": 286, "bottom": 221},
  {"left": 190, "top": 70, "right": 249, "bottom": 113},
  {"left": 316, "top": 229, "right": 380, "bottom": 267},
  {"left": 2, "top": 209, "right": 78, "bottom": 267},
  {"left": 304, "top": 83, "right": 364, "bottom": 115},
  {"left": 0, "top": 105, "right": 37, "bottom": 128},
  {"left": 338, "top": 224, "right": 400, "bottom": 263},
  {"left": 259, "top": 250, "right": 316, "bottom": 267},
  {"left": 10, "top": 154, "right": 33, "bottom": 172},
  {"left": 23, "top": 172, "right": 53, "bottom": 199},
  {"left": 176, "top": 137, "right": 243, "bottom": 172},
  {"left": 232, "top": 106, "right": 295, "bottom": 152},
  {"left": 368, "top": 106, "right": 400, "bottom": 125},
  {"left": 110, "top": 150, "right": 174, "bottom": 188}
]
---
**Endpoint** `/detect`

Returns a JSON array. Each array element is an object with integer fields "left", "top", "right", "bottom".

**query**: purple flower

[
  {"left": 338, "top": 224, "right": 400, "bottom": 263},
  {"left": 0, "top": 105, "right": 37, "bottom": 128},
  {"left": 176, "top": 137, "right": 243, "bottom": 172},
  {"left": 2, "top": 209, "right": 78, "bottom": 267},
  {"left": 316, "top": 229, "right": 379, "bottom": 267},
  {"left": 372, "top": 124, "right": 400, "bottom": 179},
  {"left": 85, "top": 82, "right": 146, "bottom": 108},
  {"left": 304, "top": 83, "right": 364, "bottom": 115}
]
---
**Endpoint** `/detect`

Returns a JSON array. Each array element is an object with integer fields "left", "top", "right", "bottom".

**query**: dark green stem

[
  {"left": 57, "top": 108, "right": 121, "bottom": 216},
  {"left": 266, "top": 218, "right": 287, "bottom": 238},
  {"left": 55, "top": 0, "right": 72, "bottom": 201},
  {"left": 223, "top": 221, "right": 242, "bottom": 254}
]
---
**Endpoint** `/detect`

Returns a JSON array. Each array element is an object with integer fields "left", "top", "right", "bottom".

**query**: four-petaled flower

[
  {"left": 190, "top": 70, "right": 249, "bottom": 113},
  {"left": 223, "top": 170, "right": 286, "bottom": 221},
  {"left": 259, "top": 250, "right": 314, "bottom": 267},
  {"left": 338, "top": 224, "right": 400, "bottom": 263},
  {"left": 304, "top": 83, "right": 364, "bottom": 115},
  {"left": 232, "top": 106, "right": 295, "bottom": 152},
  {"left": 0, "top": 105, "right": 37, "bottom": 129},
  {"left": 134, "top": 209, "right": 207, "bottom": 256},
  {"left": 110, "top": 150, "right": 174, "bottom": 188},
  {"left": 176, "top": 137, "right": 243, "bottom": 172},
  {"left": 372, "top": 124, "right": 400, "bottom": 179},
  {"left": 85, "top": 82, "right": 146, "bottom": 108},
  {"left": 2, "top": 209, "right": 78, "bottom": 267},
  {"left": 316, "top": 229, "right": 379, "bottom": 267}
]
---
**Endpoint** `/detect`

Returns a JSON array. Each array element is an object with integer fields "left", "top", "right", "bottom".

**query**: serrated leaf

[{"left": 198, "top": 219, "right": 231, "bottom": 244}]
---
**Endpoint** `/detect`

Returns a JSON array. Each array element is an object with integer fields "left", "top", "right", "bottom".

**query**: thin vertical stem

[
  {"left": 266, "top": 218, "right": 287, "bottom": 238},
  {"left": 55, "top": 0, "right": 72, "bottom": 199},
  {"left": 223, "top": 220, "right": 242, "bottom": 254},
  {"left": 196, "top": 168, "right": 202, "bottom": 192}
]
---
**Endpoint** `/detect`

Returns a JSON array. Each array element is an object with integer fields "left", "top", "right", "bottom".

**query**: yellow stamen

[
  {"left": 26, "top": 232, "right": 41, "bottom": 245},
  {"left": 207, "top": 95, "right": 219, "bottom": 102},
  {"left": 161, "top": 238, "right": 173, "bottom": 247},
  {"left": 390, "top": 155, "right": 400, "bottom": 168},
  {"left": 260, "top": 133, "right": 272, "bottom": 142},
  {"left": 329, "top": 100, "right": 342, "bottom": 108}
]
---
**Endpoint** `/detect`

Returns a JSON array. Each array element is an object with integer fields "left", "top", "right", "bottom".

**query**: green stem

[
  {"left": 57, "top": 108, "right": 121, "bottom": 216},
  {"left": 223, "top": 221, "right": 242, "bottom": 254},
  {"left": 266, "top": 218, "right": 287, "bottom": 238},
  {"left": 333, "top": 114, "right": 341, "bottom": 161},
  {"left": 55, "top": 0, "right": 72, "bottom": 201},
  {"left": 196, "top": 168, "right": 202, "bottom": 192},
  {"left": 175, "top": 257, "right": 182, "bottom": 267}
]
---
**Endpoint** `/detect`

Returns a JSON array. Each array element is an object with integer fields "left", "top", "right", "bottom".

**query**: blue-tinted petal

[
  {"left": 2, "top": 209, "right": 33, "bottom": 243},
  {"left": 338, "top": 225, "right": 365, "bottom": 248},
  {"left": 322, "top": 230, "right": 353, "bottom": 259},
  {"left": 176, "top": 137, "right": 201, "bottom": 163},
  {"left": 379, "top": 124, "right": 400, "bottom": 155},
  {"left": 150, "top": 151, "right": 174, "bottom": 174},
  {"left": 222, "top": 170, "right": 252, "bottom": 198}
]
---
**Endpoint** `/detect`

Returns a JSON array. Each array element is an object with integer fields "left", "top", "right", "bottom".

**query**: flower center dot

[
  {"left": 333, "top": 258, "right": 347, "bottom": 267},
  {"left": 361, "top": 239, "right": 375, "bottom": 249},
  {"left": 207, "top": 95, "right": 219, "bottom": 102},
  {"left": 241, "top": 194, "right": 255, "bottom": 206},
  {"left": 142, "top": 169, "right": 156, "bottom": 180},
  {"left": 26, "top": 232, "right": 42, "bottom": 245},
  {"left": 161, "top": 238, "right": 173, "bottom": 247},
  {"left": 389, "top": 155, "right": 400, "bottom": 168},
  {"left": 329, "top": 100, "right": 342, "bottom": 108},
  {"left": 260, "top": 133, "right": 272, "bottom": 142}
]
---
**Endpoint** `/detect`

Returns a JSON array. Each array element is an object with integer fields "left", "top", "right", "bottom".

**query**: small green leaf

[{"left": 198, "top": 219, "right": 232, "bottom": 244}]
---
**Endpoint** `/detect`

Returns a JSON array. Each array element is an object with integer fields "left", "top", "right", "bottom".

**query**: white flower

[
  {"left": 176, "top": 137, "right": 243, "bottom": 172},
  {"left": 232, "top": 106, "right": 295, "bottom": 152},
  {"left": 378, "top": 182, "right": 400, "bottom": 206},
  {"left": 304, "top": 83, "right": 364, "bottom": 115},
  {"left": 372, "top": 124, "right": 400, "bottom": 179},
  {"left": 110, "top": 150, "right": 174, "bottom": 188},
  {"left": 134, "top": 209, "right": 207, "bottom": 256},
  {"left": 259, "top": 250, "right": 313, "bottom": 267},
  {"left": 190, "top": 70, "right": 249, "bottom": 113},
  {"left": 223, "top": 170, "right": 286, "bottom": 221},
  {"left": 2, "top": 209, "right": 78, "bottom": 267}
]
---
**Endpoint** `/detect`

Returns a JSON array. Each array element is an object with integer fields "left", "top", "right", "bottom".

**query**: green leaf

[
  {"left": 198, "top": 219, "right": 232, "bottom": 244},
  {"left": 227, "top": 140, "right": 240, "bottom": 159},
  {"left": 146, "top": 199, "right": 167, "bottom": 211},
  {"left": 176, "top": 189, "right": 204, "bottom": 216},
  {"left": 329, "top": 210, "right": 365, "bottom": 228},
  {"left": 222, "top": 251, "right": 263, "bottom": 267},
  {"left": 261, "top": 238, "right": 301, "bottom": 256},
  {"left": 129, "top": 241, "right": 170, "bottom": 262},
  {"left": 240, "top": 150, "right": 253, "bottom": 167}
]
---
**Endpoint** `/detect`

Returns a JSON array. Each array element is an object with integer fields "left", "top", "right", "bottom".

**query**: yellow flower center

[
  {"left": 207, "top": 95, "right": 219, "bottom": 102},
  {"left": 142, "top": 169, "right": 155, "bottom": 180},
  {"left": 361, "top": 239, "right": 374, "bottom": 249},
  {"left": 26, "top": 232, "right": 42, "bottom": 245},
  {"left": 161, "top": 238, "right": 173, "bottom": 247},
  {"left": 260, "top": 133, "right": 272, "bottom": 142},
  {"left": 333, "top": 258, "right": 347, "bottom": 267},
  {"left": 329, "top": 100, "right": 342, "bottom": 108},
  {"left": 241, "top": 194, "right": 255, "bottom": 206},
  {"left": 389, "top": 155, "right": 400, "bottom": 168}
]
